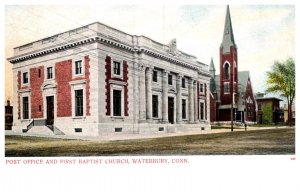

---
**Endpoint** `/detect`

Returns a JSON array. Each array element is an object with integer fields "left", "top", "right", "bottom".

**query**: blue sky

[{"left": 5, "top": 4, "right": 295, "bottom": 101}]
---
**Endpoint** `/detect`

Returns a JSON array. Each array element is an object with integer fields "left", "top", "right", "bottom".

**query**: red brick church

[{"left": 210, "top": 6, "right": 256, "bottom": 124}]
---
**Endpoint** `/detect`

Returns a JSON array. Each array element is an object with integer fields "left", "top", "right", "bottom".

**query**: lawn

[{"left": 5, "top": 128, "right": 295, "bottom": 156}]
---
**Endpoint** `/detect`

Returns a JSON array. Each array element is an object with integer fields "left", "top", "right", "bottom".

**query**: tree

[
  {"left": 266, "top": 58, "right": 295, "bottom": 126},
  {"left": 262, "top": 103, "right": 272, "bottom": 124}
]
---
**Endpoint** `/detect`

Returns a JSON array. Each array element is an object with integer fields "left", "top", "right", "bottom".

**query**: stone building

[
  {"left": 209, "top": 6, "right": 256, "bottom": 124},
  {"left": 8, "top": 22, "right": 211, "bottom": 136}
]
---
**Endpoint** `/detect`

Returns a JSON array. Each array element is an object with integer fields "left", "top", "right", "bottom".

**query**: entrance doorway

[
  {"left": 46, "top": 96, "right": 54, "bottom": 125},
  {"left": 168, "top": 97, "right": 174, "bottom": 124}
]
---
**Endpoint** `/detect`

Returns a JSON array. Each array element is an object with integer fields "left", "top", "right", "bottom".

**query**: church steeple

[
  {"left": 219, "top": 5, "right": 238, "bottom": 105},
  {"left": 209, "top": 58, "right": 216, "bottom": 79},
  {"left": 221, "top": 5, "right": 236, "bottom": 53}
]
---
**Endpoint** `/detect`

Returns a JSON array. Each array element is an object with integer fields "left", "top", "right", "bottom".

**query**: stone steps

[{"left": 27, "top": 125, "right": 55, "bottom": 135}]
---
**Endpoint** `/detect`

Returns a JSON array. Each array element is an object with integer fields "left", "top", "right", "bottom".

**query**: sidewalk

[{"left": 5, "top": 126, "right": 294, "bottom": 142}]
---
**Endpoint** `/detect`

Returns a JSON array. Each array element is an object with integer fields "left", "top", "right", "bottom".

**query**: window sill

[
  {"left": 72, "top": 116, "right": 86, "bottom": 119},
  {"left": 111, "top": 116, "right": 125, "bottom": 121},
  {"left": 21, "top": 119, "right": 30, "bottom": 122},
  {"left": 72, "top": 73, "right": 85, "bottom": 79},
  {"left": 44, "top": 78, "right": 55, "bottom": 82},
  {"left": 110, "top": 116, "right": 125, "bottom": 119},
  {"left": 111, "top": 74, "right": 123, "bottom": 79}
]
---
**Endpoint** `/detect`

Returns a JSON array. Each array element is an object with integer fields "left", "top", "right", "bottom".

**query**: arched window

[{"left": 224, "top": 63, "right": 230, "bottom": 80}]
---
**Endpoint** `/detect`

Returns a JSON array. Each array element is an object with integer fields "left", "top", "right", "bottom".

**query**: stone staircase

[
  {"left": 22, "top": 119, "right": 65, "bottom": 135},
  {"left": 46, "top": 125, "right": 65, "bottom": 135}
]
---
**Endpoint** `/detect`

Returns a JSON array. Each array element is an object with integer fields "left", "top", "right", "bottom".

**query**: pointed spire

[
  {"left": 209, "top": 58, "right": 216, "bottom": 79},
  {"left": 221, "top": 5, "right": 236, "bottom": 53},
  {"left": 209, "top": 58, "right": 217, "bottom": 93},
  {"left": 209, "top": 58, "right": 215, "bottom": 72}
]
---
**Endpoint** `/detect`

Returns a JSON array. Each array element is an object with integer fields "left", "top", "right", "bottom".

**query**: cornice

[
  {"left": 8, "top": 37, "right": 99, "bottom": 64},
  {"left": 8, "top": 35, "right": 205, "bottom": 73}
]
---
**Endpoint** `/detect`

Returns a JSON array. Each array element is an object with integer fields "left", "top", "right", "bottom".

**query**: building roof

[
  {"left": 238, "top": 71, "right": 250, "bottom": 93},
  {"left": 210, "top": 75, "right": 221, "bottom": 101},
  {"left": 256, "top": 97, "right": 283, "bottom": 101},
  {"left": 8, "top": 22, "right": 209, "bottom": 72},
  {"left": 210, "top": 71, "right": 252, "bottom": 102},
  {"left": 221, "top": 5, "right": 236, "bottom": 53}
]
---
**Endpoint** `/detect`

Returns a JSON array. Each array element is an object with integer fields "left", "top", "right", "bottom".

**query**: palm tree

[{"left": 266, "top": 58, "right": 295, "bottom": 126}]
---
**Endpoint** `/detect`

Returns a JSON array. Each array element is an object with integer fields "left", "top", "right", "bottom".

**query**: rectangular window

[
  {"left": 152, "top": 95, "right": 158, "bottom": 118},
  {"left": 182, "top": 99, "right": 186, "bottom": 119},
  {"left": 23, "top": 72, "right": 28, "bottom": 84},
  {"left": 152, "top": 70, "right": 158, "bottom": 82},
  {"left": 113, "top": 61, "right": 121, "bottom": 75},
  {"left": 113, "top": 90, "right": 122, "bottom": 116},
  {"left": 182, "top": 78, "right": 186, "bottom": 88},
  {"left": 200, "top": 102, "right": 204, "bottom": 120},
  {"left": 47, "top": 67, "right": 53, "bottom": 79},
  {"left": 200, "top": 83, "right": 204, "bottom": 93},
  {"left": 75, "top": 60, "right": 82, "bottom": 75},
  {"left": 258, "top": 104, "right": 261, "bottom": 111},
  {"left": 75, "top": 89, "right": 83, "bottom": 116},
  {"left": 23, "top": 97, "right": 29, "bottom": 119},
  {"left": 168, "top": 74, "right": 173, "bottom": 85},
  {"left": 224, "top": 83, "right": 230, "bottom": 93},
  {"left": 38, "top": 69, "right": 41, "bottom": 78}
]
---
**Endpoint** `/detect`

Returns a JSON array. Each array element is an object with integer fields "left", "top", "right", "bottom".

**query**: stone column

[
  {"left": 188, "top": 78, "right": 194, "bottom": 123},
  {"left": 205, "top": 81, "right": 210, "bottom": 122},
  {"left": 145, "top": 66, "right": 153, "bottom": 121},
  {"left": 176, "top": 74, "right": 182, "bottom": 123},
  {"left": 194, "top": 80, "right": 198, "bottom": 123},
  {"left": 162, "top": 70, "right": 169, "bottom": 123},
  {"left": 139, "top": 64, "right": 146, "bottom": 122}
]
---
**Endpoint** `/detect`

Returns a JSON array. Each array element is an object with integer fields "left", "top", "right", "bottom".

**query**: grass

[
  {"left": 249, "top": 124, "right": 287, "bottom": 127},
  {"left": 5, "top": 128, "right": 295, "bottom": 156}
]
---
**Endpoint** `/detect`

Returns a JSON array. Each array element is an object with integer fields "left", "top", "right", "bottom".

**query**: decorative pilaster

[
  {"left": 188, "top": 78, "right": 194, "bottom": 123},
  {"left": 162, "top": 70, "right": 169, "bottom": 123},
  {"left": 205, "top": 82, "right": 210, "bottom": 122},
  {"left": 176, "top": 74, "right": 182, "bottom": 123},
  {"left": 194, "top": 80, "right": 198, "bottom": 123},
  {"left": 145, "top": 66, "right": 153, "bottom": 121},
  {"left": 139, "top": 64, "right": 146, "bottom": 122}
]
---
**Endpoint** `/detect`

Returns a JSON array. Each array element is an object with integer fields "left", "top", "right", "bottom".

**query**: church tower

[
  {"left": 219, "top": 5, "right": 238, "bottom": 106},
  {"left": 209, "top": 58, "right": 217, "bottom": 96}
]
